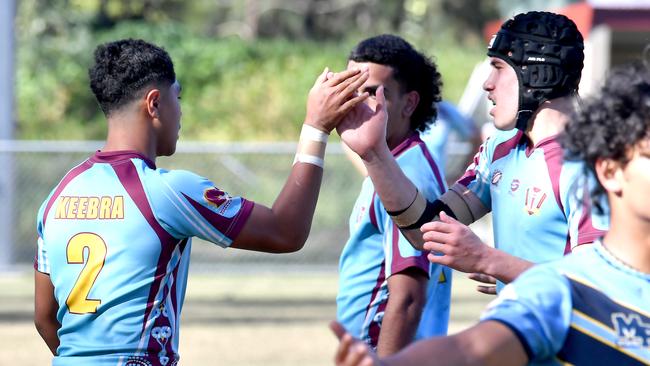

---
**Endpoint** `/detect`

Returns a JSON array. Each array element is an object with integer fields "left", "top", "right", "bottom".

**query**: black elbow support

[{"left": 401, "top": 199, "right": 456, "bottom": 230}]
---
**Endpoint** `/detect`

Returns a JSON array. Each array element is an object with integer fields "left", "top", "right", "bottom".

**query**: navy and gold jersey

[{"left": 481, "top": 241, "right": 650, "bottom": 365}]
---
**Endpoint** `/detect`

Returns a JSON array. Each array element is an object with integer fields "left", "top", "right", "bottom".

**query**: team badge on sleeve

[{"left": 203, "top": 187, "right": 231, "bottom": 209}]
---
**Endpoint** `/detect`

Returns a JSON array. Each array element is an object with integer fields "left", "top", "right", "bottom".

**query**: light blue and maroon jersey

[
  {"left": 337, "top": 134, "right": 452, "bottom": 348},
  {"left": 481, "top": 241, "right": 650, "bottom": 365},
  {"left": 34, "top": 151, "right": 253, "bottom": 366},
  {"left": 453, "top": 129, "right": 607, "bottom": 289}
]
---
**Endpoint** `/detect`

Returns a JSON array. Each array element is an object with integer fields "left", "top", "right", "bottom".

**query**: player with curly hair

[
  {"left": 336, "top": 34, "right": 451, "bottom": 356},
  {"left": 331, "top": 58, "right": 650, "bottom": 366},
  {"left": 32, "top": 38, "right": 369, "bottom": 365}
]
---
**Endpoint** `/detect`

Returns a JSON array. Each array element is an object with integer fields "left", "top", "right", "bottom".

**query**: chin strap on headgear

[{"left": 487, "top": 11, "right": 584, "bottom": 131}]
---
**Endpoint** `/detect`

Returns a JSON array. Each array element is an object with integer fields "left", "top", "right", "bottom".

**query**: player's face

[
  {"left": 347, "top": 61, "right": 412, "bottom": 147},
  {"left": 157, "top": 80, "right": 182, "bottom": 156},
  {"left": 483, "top": 57, "right": 519, "bottom": 130},
  {"left": 613, "top": 139, "right": 650, "bottom": 222}
]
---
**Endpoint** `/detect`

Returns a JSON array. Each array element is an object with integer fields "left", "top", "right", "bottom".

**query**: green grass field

[{"left": 0, "top": 270, "right": 492, "bottom": 365}]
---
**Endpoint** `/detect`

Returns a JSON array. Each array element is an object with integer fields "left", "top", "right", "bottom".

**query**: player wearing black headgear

[
  {"left": 336, "top": 10, "right": 605, "bottom": 296},
  {"left": 487, "top": 11, "right": 584, "bottom": 130}
]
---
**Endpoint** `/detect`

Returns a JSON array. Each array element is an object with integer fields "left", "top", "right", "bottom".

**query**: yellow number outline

[{"left": 65, "top": 232, "right": 107, "bottom": 314}]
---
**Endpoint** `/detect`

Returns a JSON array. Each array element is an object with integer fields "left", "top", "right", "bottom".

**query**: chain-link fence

[{"left": 0, "top": 140, "right": 475, "bottom": 271}]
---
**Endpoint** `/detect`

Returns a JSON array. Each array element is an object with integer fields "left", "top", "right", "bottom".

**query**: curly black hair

[
  {"left": 349, "top": 34, "right": 442, "bottom": 132},
  {"left": 562, "top": 61, "right": 650, "bottom": 213},
  {"left": 89, "top": 39, "right": 176, "bottom": 116}
]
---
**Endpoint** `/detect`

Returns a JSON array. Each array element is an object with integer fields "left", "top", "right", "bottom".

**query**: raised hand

[
  {"left": 336, "top": 85, "right": 389, "bottom": 160},
  {"left": 305, "top": 68, "right": 370, "bottom": 133},
  {"left": 330, "top": 321, "right": 380, "bottom": 366},
  {"left": 421, "top": 212, "right": 491, "bottom": 274}
]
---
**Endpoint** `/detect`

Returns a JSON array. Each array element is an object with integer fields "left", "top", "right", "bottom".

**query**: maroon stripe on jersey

[
  {"left": 144, "top": 285, "right": 178, "bottom": 366},
  {"left": 42, "top": 161, "right": 93, "bottom": 227},
  {"left": 492, "top": 130, "right": 523, "bottom": 163},
  {"left": 391, "top": 132, "right": 420, "bottom": 158},
  {"left": 457, "top": 144, "right": 484, "bottom": 187},
  {"left": 91, "top": 150, "right": 156, "bottom": 169},
  {"left": 418, "top": 141, "right": 446, "bottom": 193},
  {"left": 170, "top": 239, "right": 188, "bottom": 320},
  {"left": 576, "top": 188, "right": 605, "bottom": 246},
  {"left": 181, "top": 193, "right": 254, "bottom": 240},
  {"left": 365, "top": 261, "right": 386, "bottom": 347},
  {"left": 390, "top": 222, "right": 429, "bottom": 277},
  {"left": 368, "top": 296, "right": 388, "bottom": 348},
  {"left": 458, "top": 131, "right": 522, "bottom": 187},
  {"left": 111, "top": 161, "right": 179, "bottom": 337},
  {"left": 541, "top": 141, "right": 565, "bottom": 215},
  {"left": 369, "top": 192, "right": 378, "bottom": 230}
]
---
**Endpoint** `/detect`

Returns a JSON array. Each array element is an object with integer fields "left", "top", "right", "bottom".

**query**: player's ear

[
  {"left": 145, "top": 89, "right": 161, "bottom": 119},
  {"left": 403, "top": 91, "right": 420, "bottom": 119},
  {"left": 594, "top": 158, "right": 623, "bottom": 196}
]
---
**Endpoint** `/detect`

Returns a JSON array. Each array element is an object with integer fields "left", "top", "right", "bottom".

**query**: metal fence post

[{"left": 0, "top": 0, "right": 16, "bottom": 270}]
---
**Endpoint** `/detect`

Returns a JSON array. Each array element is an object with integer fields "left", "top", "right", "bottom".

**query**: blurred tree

[
  {"left": 441, "top": 0, "right": 499, "bottom": 43},
  {"left": 15, "top": 0, "right": 488, "bottom": 140}
]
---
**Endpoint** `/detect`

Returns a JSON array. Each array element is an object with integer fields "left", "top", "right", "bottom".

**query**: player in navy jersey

[
  {"left": 32, "top": 38, "right": 369, "bottom": 365},
  {"left": 330, "top": 58, "right": 650, "bottom": 366},
  {"left": 336, "top": 35, "right": 452, "bottom": 356},
  {"left": 337, "top": 11, "right": 605, "bottom": 294}
]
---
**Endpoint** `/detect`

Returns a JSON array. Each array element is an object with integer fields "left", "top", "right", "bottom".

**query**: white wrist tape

[
  {"left": 293, "top": 124, "right": 328, "bottom": 168},
  {"left": 293, "top": 153, "right": 325, "bottom": 168},
  {"left": 300, "top": 124, "right": 329, "bottom": 143}
]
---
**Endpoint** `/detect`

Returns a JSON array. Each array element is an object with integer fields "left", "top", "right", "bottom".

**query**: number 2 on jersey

[{"left": 66, "top": 233, "right": 107, "bottom": 314}]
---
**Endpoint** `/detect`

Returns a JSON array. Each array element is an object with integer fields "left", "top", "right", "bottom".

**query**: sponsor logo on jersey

[
  {"left": 491, "top": 170, "right": 503, "bottom": 186},
  {"left": 204, "top": 187, "right": 231, "bottom": 209},
  {"left": 54, "top": 196, "right": 124, "bottom": 220},
  {"left": 523, "top": 187, "right": 547, "bottom": 215},
  {"left": 510, "top": 179, "right": 520, "bottom": 193},
  {"left": 611, "top": 312, "right": 650, "bottom": 348}
]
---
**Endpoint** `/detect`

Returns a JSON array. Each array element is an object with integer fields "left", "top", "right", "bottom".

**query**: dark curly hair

[
  {"left": 562, "top": 61, "right": 650, "bottom": 213},
  {"left": 349, "top": 34, "right": 442, "bottom": 132},
  {"left": 89, "top": 39, "right": 176, "bottom": 116}
]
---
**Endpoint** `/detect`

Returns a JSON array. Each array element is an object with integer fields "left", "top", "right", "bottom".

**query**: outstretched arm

[
  {"left": 232, "top": 68, "right": 369, "bottom": 253},
  {"left": 331, "top": 320, "right": 528, "bottom": 366},
  {"left": 34, "top": 271, "right": 60, "bottom": 355},
  {"left": 336, "top": 86, "right": 428, "bottom": 248}
]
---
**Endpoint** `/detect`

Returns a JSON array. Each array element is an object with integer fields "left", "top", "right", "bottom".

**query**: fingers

[
  {"left": 468, "top": 273, "right": 496, "bottom": 284},
  {"left": 338, "top": 71, "right": 369, "bottom": 97},
  {"left": 477, "top": 285, "right": 498, "bottom": 295},
  {"left": 420, "top": 220, "right": 453, "bottom": 234},
  {"left": 339, "top": 92, "right": 370, "bottom": 114},
  {"left": 427, "top": 251, "right": 450, "bottom": 266},
  {"left": 330, "top": 321, "right": 347, "bottom": 340},
  {"left": 315, "top": 67, "right": 330, "bottom": 85},
  {"left": 439, "top": 211, "right": 458, "bottom": 224},
  {"left": 325, "top": 68, "right": 363, "bottom": 87},
  {"left": 421, "top": 229, "right": 449, "bottom": 244},
  {"left": 331, "top": 321, "right": 376, "bottom": 366}
]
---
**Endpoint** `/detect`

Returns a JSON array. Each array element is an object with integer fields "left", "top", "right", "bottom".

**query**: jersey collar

[{"left": 91, "top": 150, "right": 157, "bottom": 169}]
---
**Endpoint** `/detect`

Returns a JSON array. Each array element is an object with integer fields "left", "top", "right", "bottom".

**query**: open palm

[{"left": 336, "top": 86, "right": 389, "bottom": 159}]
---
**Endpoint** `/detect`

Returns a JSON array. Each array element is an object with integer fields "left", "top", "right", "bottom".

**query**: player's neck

[
  {"left": 386, "top": 120, "right": 413, "bottom": 150},
  {"left": 525, "top": 97, "right": 574, "bottom": 146},
  {"left": 103, "top": 114, "right": 157, "bottom": 163},
  {"left": 603, "top": 205, "right": 650, "bottom": 274}
]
